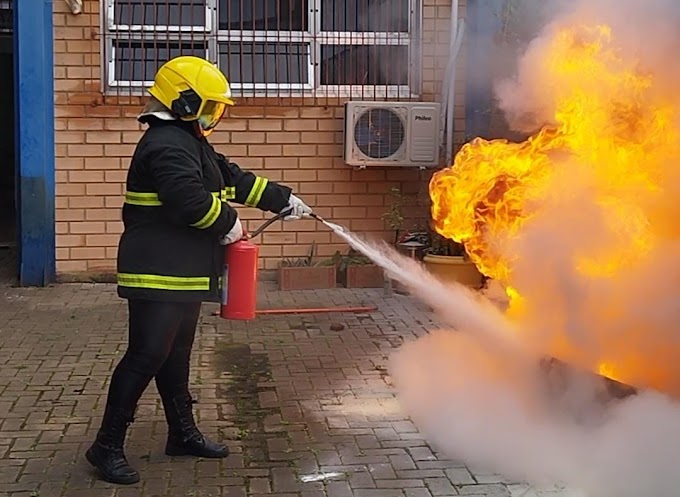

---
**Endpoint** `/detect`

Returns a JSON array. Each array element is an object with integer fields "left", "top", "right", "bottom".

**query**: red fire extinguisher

[{"left": 219, "top": 213, "right": 286, "bottom": 321}]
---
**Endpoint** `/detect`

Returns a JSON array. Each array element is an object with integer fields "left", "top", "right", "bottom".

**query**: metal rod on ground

[
  {"left": 256, "top": 306, "right": 377, "bottom": 315},
  {"left": 213, "top": 306, "right": 377, "bottom": 317}
]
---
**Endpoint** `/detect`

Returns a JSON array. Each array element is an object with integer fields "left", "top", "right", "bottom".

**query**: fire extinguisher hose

[{"left": 247, "top": 212, "right": 287, "bottom": 239}]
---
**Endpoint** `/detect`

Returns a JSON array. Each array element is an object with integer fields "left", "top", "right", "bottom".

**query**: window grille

[
  {"left": 0, "top": 0, "right": 11, "bottom": 34},
  {"left": 101, "top": 0, "right": 422, "bottom": 103}
]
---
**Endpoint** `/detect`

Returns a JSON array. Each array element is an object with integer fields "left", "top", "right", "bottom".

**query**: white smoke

[{"left": 331, "top": 227, "right": 680, "bottom": 497}]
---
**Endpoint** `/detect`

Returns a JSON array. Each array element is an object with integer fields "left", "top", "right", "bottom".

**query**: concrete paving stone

[{"left": 0, "top": 283, "right": 577, "bottom": 496}]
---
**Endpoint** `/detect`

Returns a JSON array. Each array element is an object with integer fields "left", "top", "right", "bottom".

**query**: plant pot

[
  {"left": 340, "top": 264, "right": 385, "bottom": 288},
  {"left": 278, "top": 266, "right": 337, "bottom": 291},
  {"left": 423, "top": 253, "right": 484, "bottom": 288}
]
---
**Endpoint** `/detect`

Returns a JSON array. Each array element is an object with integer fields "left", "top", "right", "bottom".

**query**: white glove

[
  {"left": 283, "top": 194, "right": 313, "bottom": 221},
  {"left": 219, "top": 218, "right": 244, "bottom": 245}
]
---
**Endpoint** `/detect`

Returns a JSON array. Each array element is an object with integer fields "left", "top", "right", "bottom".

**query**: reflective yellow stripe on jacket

[
  {"left": 124, "top": 189, "right": 237, "bottom": 206},
  {"left": 117, "top": 273, "right": 210, "bottom": 291},
  {"left": 191, "top": 195, "right": 222, "bottom": 229},
  {"left": 125, "top": 192, "right": 163, "bottom": 206},
  {"left": 245, "top": 177, "right": 268, "bottom": 207}
]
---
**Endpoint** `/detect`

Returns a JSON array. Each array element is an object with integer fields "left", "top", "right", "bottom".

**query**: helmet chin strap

[{"left": 192, "top": 121, "right": 212, "bottom": 138}]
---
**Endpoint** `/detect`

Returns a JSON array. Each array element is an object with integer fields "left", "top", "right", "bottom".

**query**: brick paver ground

[{"left": 0, "top": 278, "right": 576, "bottom": 497}]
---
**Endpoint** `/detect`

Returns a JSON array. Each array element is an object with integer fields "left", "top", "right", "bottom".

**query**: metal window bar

[{"left": 103, "top": 0, "right": 421, "bottom": 105}]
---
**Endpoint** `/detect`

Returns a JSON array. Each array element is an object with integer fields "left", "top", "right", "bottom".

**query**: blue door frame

[{"left": 14, "top": 0, "right": 55, "bottom": 286}]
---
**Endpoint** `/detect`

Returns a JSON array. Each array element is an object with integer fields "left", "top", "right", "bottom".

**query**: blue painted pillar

[
  {"left": 14, "top": 0, "right": 55, "bottom": 286},
  {"left": 464, "top": 0, "right": 503, "bottom": 141}
]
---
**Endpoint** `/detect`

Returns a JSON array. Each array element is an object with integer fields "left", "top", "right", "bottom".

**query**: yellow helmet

[{"left": 148, "top": 56, "right": 234, "bottom": 135}]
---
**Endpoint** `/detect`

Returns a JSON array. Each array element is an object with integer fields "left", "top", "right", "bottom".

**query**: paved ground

[{"left": 0, "top": 277, "right": 575, "bottom": 497}]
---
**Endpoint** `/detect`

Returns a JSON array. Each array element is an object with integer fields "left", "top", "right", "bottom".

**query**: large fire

[{"left": 430, "top": 24, "right": 680, "bottom": 394}]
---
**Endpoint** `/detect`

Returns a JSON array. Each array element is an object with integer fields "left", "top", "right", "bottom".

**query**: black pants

[{"left": 104, "top": 299, "right": 202, "bottom": 411}]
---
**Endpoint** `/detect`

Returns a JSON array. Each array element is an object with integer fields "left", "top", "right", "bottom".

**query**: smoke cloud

[{"left": 361, "top": 1, "right": 680, "bottom": 496}]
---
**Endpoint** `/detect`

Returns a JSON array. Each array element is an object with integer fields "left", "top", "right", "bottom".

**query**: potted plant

[
  {"left": 334, "top": 249, "right": 385, "bottom": 288},
  {"left": 423, "top": 227, "right": 484, "bottom": 288},
  {"left": 278, "top": 242, "right": 337, "bottom": 290}
]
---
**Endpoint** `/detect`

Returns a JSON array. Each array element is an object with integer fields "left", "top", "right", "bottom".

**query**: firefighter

[{"left": 85, "top": 56, "right": 312, "bottom": 485}]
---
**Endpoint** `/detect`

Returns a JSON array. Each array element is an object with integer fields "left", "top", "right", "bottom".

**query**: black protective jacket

[{"left": 116, "top": 118, "right": 291, "bottom": 302}]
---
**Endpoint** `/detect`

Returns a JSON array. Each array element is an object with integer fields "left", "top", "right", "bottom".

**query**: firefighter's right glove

[
  {"left": 282, "top": 194, "right": 313, "bottom": 221},
  {"left": 219, "top": 218, "right": 244, "bottom": 245}
]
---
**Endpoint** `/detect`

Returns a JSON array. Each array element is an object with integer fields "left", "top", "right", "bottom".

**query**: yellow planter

[{"left": 423, "top": 253, "right": 484, "bottom": 288}]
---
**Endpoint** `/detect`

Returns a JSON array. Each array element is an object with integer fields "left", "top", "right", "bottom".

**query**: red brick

[
  {"left": 86, "top": 234, "right": 120, "bottom": 247},
  {"left": 70, "top": 222, "right": 106, "bottom": 234},
  {"left": 282, "top": 144, "right": 317, "bottom": 156},
  {"left": 315, "top": 195, "right": 350, "bottom": 206},
  {"left": 301, "top": 131, "right": 336, "bottom": 144},
  {"left": 57, "top": 131, "right": 86, "bottom": 144},
  {"left": 85, "top": 157, "right": 121, "bottom": 170},
  {"left": 56, "top": 209, "right": 85, "bottom": 222},
  {"left": 86, "top": 209, "right": 121, "bottom": 221},
  {"left": 283, "top": 170, "right": 316, "bottom": 182},
  {"left": 58, "top": 233, "right": 81, "bottom": 252},
  {"left": 266, "top": 132, "right": 300, "bottom": 144},
  {"left": 69, "top": 196, "right": 105, "bottom": 209},
  {"left": 67, "top": 144, "right": 103, "bottom": 157},
  {"left": 67, "top": 118, "right": 105, "bottom": 131},
  {"left": 333, "top": 207, "right": 368, "bottom": 218},
  {"left": 86, "top": 132, "right": 122, "bottom": 144},
  {"left": 68, "top": 170, "right": 105, "bottom": 183},
  {"left": 248, "top": 144, "right": 282, "bottom": 157},
  {"left": 104, "top": 144, "right": 137, "bottom": 157},
  {"left": 284, "top": 120, "right": 317, "bottom": 131},
  {"left": 232, "top": 132, "right": 266, "bottom": 144},
  {"left": 300, "top": 107, "right": 335, "bottom": 119},
  {"left": 57, "top": 260, "right": 87, "bottom": 272},
  {"left": 249, "top": 120, "right": 283, "bottom": 131},
  {"left": 104, "top": 171, "right": 128, "bottom": 183},
  {"left": 56, "top": 183, "right": 86, "bottom": 196},
  {"left": 85, "top": 183, "right": 123, "bottom": 196},
  {"left": 263, "top": 157, "right": 298, "bottom": 169},
  {"left": 106, "top": 221, "right": 124, "bottom": 234},
  {"left": 298, "top": 182, "right": 333, "bottom": 194},
  {"left": 70, "top": 247, "right": 107, "bottom": 259},
  {"left": 262, "top": 232, "right": 296, "bottom": 245}
]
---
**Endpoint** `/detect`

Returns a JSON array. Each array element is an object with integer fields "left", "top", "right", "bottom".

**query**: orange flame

[{"left": 429, "top": 24, "right": 680, "bottom": 392}]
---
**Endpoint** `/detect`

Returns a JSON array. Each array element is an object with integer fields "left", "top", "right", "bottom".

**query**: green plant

[
  {"left": 330, "top": 248, "right": 372, "bottom": 273},
  {"left": 279, "top": 241, "right": 335, "bottom": 268},
  {"left": 381, "top": 185, "right": 432, "bottom": 245},
  {"left": 381, "top": 186, "right": 406, "bottom": 244}
]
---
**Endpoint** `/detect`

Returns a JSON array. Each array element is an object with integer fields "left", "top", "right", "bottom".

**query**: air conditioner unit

[{"left": 343, "top": 101, "right": 441, "bottom": 168}]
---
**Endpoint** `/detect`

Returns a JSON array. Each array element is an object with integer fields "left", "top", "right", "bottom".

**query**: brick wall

[{"left": 53, "top": 0, "right": 467, "bottom": 275}]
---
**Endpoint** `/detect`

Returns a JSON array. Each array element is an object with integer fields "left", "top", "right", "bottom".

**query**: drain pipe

[{"left": 440, "top": 0, "right": 466, "bottom": 166}]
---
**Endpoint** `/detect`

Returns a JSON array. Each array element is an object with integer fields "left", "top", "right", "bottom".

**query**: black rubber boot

[
  {"left": 162, "top": 393, "right": 229, "bottom": 458},
  {"left": 85, "top": 406, "right": 140, "bottom": 485}
]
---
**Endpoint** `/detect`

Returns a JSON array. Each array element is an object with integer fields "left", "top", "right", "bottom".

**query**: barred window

[
  {"left": 103, "top": 0, "right": 420, "bottom": 98},
  {"left": 0, "top": 0, "right": 11, "bottom": 34}
]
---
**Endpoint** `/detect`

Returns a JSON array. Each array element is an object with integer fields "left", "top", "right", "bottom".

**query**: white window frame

[
  {"left": 107, "top": 0, "right": 213, "bottom": 32},
  {"left": 216, "top": 17, "right": 316, "bottom": 93},
  {"left": 101, "top": 0, "right": 422, "bottom": 98}
]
